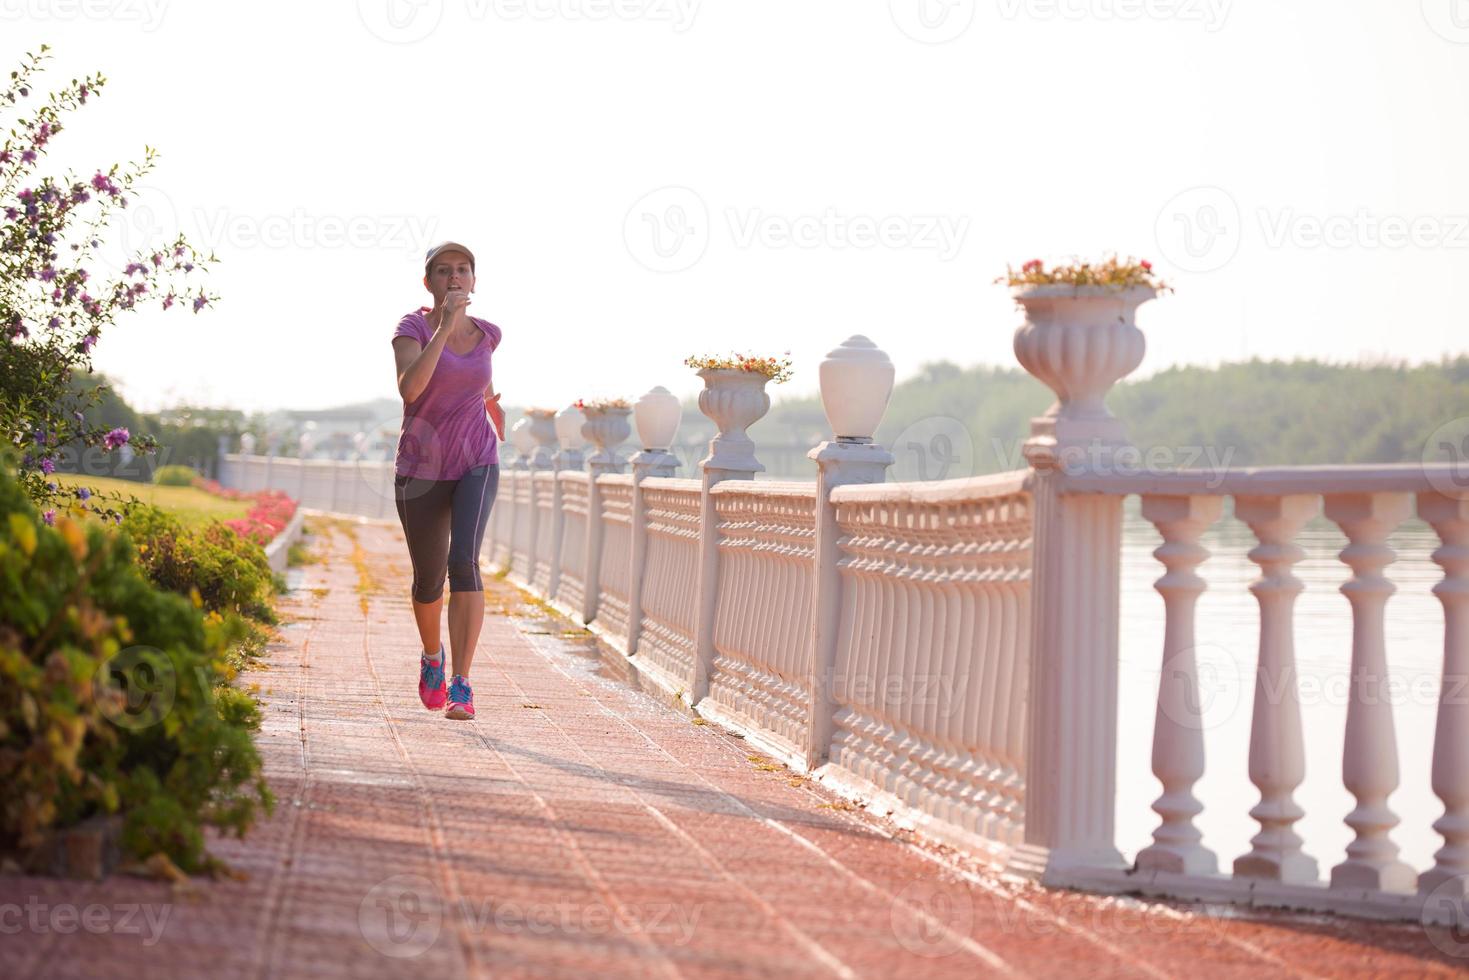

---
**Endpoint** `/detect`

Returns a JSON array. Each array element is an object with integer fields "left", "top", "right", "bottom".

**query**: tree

[{"left": 0, "top": 45, "right": 217, "bottom": 516}]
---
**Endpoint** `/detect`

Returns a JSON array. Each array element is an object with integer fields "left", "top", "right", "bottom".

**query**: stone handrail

[{"left": 218, "top": 317, "right": 1468, "bottom": 928}]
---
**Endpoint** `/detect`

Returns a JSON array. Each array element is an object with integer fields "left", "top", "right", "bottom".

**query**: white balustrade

[
  {"left": 1135, "top": 494, "right": 1222, "bottom": 875},
  {"left": 1419, "top": 491, "right": 1469, "bottom": 900},
  {"left": 207, "top": 314, "right": 1469, "bottom": 929},
  {"left": 701, "top": 482, "right": 818, "bottom": 763},
  {"left": 1325, "top": 492, "right": 1415, "bottom": 893}
]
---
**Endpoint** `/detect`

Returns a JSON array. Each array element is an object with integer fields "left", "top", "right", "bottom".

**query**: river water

[{"left": 1114, "top": 506, "right": 1448, "bottom": 878}]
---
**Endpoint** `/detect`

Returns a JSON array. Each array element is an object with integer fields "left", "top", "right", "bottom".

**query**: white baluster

[
  {"left": 1136, "top": 494, "right": 1223, "bottom": 875},
  {"left": 1234, "top": 494, "right": 1320, "bottom": 884},
  {"left": 1419, "top": 492, "right": 1469, "bottom": 899},
  {"left": 1324, "top": 492, "right": 1415, "bottom": 892}
]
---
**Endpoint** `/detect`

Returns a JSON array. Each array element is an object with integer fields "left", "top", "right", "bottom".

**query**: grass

[{"left": 54, "top": 473, "right": 251, "bottom": 527}]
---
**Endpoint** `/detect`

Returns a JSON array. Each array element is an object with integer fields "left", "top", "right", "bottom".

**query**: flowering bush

[
  {"left": 192, "top": 479, "right": 297, "bottom": 546},
  {"left": 0, "top": 457, "right": 273, "bottom": 874},
  {"left": 998, "top": 254, "right": 1170, "bottom": 292},
  {"left": 684, "top": 352, "right": 794, "bottom": 384},
  {"left": 572, "top": 398, "right": 632, "bottom": 411},
  {"left": 1, "top": 46, "right": 219, "bottom": 510}
]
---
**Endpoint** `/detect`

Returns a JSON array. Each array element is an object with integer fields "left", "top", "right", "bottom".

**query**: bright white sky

[{"left": 5, "top": 0, "right": 1469, "bottom": 413}]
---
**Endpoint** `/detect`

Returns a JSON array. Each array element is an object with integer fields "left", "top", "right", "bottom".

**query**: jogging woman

[{"left": 392, "top": 241, "right": 506, "bottom": 720}]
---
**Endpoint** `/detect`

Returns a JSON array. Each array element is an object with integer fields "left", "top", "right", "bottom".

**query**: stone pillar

[
  {"left": 627, "top": 387, "right": 683, "bottom": 656},
  {"left": 1007, "top": 284, "right": 1153, "bottom": 883},
  {"left": 690, "top": 370, "right": 771, "bottom": 704},
  {"left": 581, "top": 407, "right": 632, "bottom": 624}
]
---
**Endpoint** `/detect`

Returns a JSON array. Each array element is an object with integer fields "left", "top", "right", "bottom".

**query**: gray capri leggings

[{"left": 393, "top": 463, "right": 500, "bottom": 604}]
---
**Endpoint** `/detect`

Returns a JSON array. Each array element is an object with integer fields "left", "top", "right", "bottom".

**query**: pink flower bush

[{"left": 194, "top": 478, "right": 297, "bottom": 546}]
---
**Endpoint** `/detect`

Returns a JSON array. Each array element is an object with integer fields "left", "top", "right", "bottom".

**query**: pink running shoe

[
  {"left": 419, "top": 648, "right": 447, "bottom": 710},
  {"left": 445, "top": 675, "right": 475, "bottom": 720}
]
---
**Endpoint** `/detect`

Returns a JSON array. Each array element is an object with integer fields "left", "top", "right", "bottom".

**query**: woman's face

[{"left": 423, "top": 251, "right": 475, "bottom": 305}]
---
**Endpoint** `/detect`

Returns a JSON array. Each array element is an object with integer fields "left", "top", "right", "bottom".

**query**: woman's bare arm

[{"left": 394, "top": 304, "right": 457, "bottom": 403}]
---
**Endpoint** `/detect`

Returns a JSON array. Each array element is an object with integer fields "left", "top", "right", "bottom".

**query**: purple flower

[
  {"left": 46, "top": 481, "right": 58, "bottom": 492},
  {"left": 47, "top": 317, "right": 59, "bottom": 329},
  {"left": 192, "top": 295, "right": 208, "bottom": 312},
  {"left": 81, "top": 334, "right": 96, "bottom": 352},
  {"left": 20, "top": 150, "right": 36, "bottom": 164},
  {"left": 40, "top": 458, "right": 55, "bottom": 474},
  {"left": 103, "top": 427, "right": 129, "bottom": 451},
  {"left": 3, "top": 207, "right": 16, "bottom": 221},
  {"left": 42, "top": 510, "right": 55, "bottom": 526},
  {"left": 39, "top": 267, "right": 56, "bottom": 282},
  {"left": 77, "top": 487, "right": 91, "bottom": 501}
]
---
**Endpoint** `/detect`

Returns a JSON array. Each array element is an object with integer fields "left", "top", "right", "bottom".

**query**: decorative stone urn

[
  {"left": 524, "top": 408, "right": 558, "bottom": 470},
  {"left": 508, "top": 416, "right": 537, "bottom": 469},
  {"left": 553, "top": 404, "right": 586, "bottom": 470},
  {"left": 817, "top": 335, "right": 895, "bottom": 442},
  {"left": 697, "top": 368, "right": 771, "bottom": 474},
  {"left": 1012, "top": 284, "right": 1153, "bottom": 462},
  {"left": 581, "top": 406, "right": 633, "bottom": 473}
]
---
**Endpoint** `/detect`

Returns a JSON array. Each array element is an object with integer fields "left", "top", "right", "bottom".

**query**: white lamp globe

[
  {"left": 554, "top": 404, "right": 587, "bottom": 450},
  {"left": 817, "top": 335, "right": 895, "bottom": 441},
  {"left": 634, "top": 386, "right": 682, "bottom": 451}
]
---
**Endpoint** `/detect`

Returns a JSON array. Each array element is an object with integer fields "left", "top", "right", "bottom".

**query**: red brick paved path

[{"left": 2, "top": 519, "right": 1464, "bottom": 978}]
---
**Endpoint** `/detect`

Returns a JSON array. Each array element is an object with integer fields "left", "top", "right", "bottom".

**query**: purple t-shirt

[{"left": 393, "top": 309, "right": 502, "bottom": 480}]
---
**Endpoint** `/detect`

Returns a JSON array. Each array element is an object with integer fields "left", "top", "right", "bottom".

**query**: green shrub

[
  {"left": 0, "top": 461, "right": 273, "bottom": 873},
  {"left": 151, "top": 465, "right": 198, "bottom": 487},
  {"left": 122, "top": 504, "right": 277, "bottom": 624}
]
